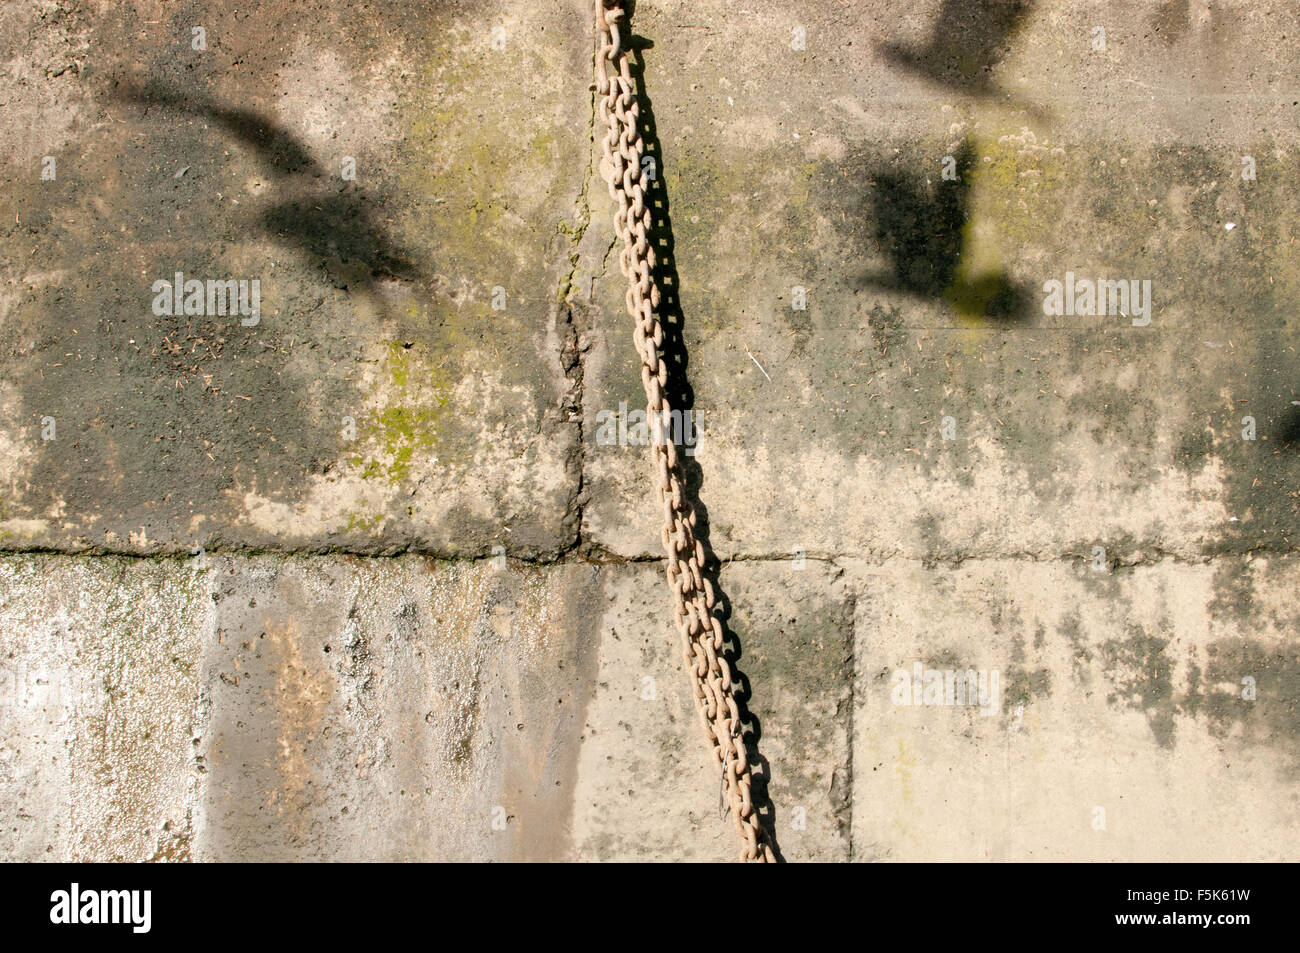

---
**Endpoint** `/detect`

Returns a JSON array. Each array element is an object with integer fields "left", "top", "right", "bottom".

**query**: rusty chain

[{"left": 594, "top": 0, "right": 774, "bottom": 863}]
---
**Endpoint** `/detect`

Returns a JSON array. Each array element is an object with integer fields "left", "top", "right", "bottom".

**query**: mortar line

[
  {"left": 2, "top": 544, "right": 1297, "bottom": 566},
  {"left": 550, "top": 29, "right": 608, "bottom": 562},
  {"left": 844, "top": 591, "right": 858, "bottom": 863}
]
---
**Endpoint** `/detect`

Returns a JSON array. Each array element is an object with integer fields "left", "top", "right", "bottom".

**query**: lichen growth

[{"left": 354, "top": 340, "right": 448, "bottom": 487}]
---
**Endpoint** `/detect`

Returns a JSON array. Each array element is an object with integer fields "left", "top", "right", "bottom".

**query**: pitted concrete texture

[
  {"left": 849, "top": 556, "right": 1300, "bottom": 861},
  {"left": 0, "top": 557, "right": 205, "bottom": 862},
  {"left": 1, "top": 1, "right": 591, "bottom": 557},
  {"left": 3, "top": 553, "right": 1296, "bottom": 860},
  {"left": 0, "top": 555, "right": 850, "bottom": 861},
  {"left": 3, "top": 0, "right": 1300, "bottom": 861}
]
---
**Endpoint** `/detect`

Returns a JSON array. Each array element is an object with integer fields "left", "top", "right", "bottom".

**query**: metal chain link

[{"left": 594, "top": 0, "right": 774, "bottom": 863}]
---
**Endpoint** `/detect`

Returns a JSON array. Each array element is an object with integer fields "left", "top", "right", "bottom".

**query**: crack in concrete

[
  {"left": 551, "top": 46, "right": 601, "bottom": 562},
  {"left": 554, "top": 54, "right": 598, "bottom": 308},
  {"left": 839, "top": 591, "right": 857, "bottom": 860},
  {"left": 3, "top": 543, "right": 1299, "bottom": 566},
  {"left": 556, "top": 301, "right": 589, "bottom": 558}
]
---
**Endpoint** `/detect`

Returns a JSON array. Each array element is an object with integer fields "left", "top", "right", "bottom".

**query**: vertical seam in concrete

[
  {"left": 558, "top": 301, "right": 588, "bottom": 553},
  {"left": 555, "top": 45, "right": 600, "bottom": 556},
  {"left": 187, "top": 553, "right": 222, "bottom": 861},
  {"left": 844, "top": 590, "right": 858, "bottom": 862}
]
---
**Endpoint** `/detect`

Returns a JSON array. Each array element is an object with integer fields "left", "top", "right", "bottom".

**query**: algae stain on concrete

[
  {"left": 355, "top": 341, "right": 448, "bottom": 487},
  {"left": 1201, "top": 636, "right": 1300, "bottom": 776},
  {"left": 1101, "top": 625, "right": 1177, "bottom": 748},
  {"left": 942, "top": 131, "right": 1063, "bottom": 322},
  {"left": 1003, "top": 630, "right": 1052, "bottom": 722}
]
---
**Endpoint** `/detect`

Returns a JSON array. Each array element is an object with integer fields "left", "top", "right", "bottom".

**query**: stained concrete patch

[
  {"left": 195, "top": 555, "right": 603, "bottom": 861},
  {"left": 1201, "top": 634, "right": 1300, "bottom": 777},
  {"left": 848, "top": 556, "right": 1300, "bottom": 860},
  {"left": 0, "top": 556, "right": 205, "bottom": 862},
  {"left": 569, "top": 560, "right": 851, "bottom": 861},
  {"left": 0, "top": 1, "right": 589, "bottom": 556},
  {"left": 1101, "top": 626, "right": 1177, "bottom": 748}
]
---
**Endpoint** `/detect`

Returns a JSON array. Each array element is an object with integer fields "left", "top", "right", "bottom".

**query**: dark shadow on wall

[
  {"left": 855, "top": 141, "right": 1031, "bottom": 324},
  {"left": 1278, "top": 404, "right": 1300, "bottom": 446},
  {"left": 1, "top": 77, "right": 437, "bottom": 553},
  {"left": 109, "top": 80, "right": 423, "bottom": 289},
  {"left": 877, "top": 0, "right": 1038, "bottom": 99},
  {"left": 1152, "top": 0, "right": 1192, "bottom": 44},
  {"left": 626, "top": 30, "right": 785, "bottom": 860}
]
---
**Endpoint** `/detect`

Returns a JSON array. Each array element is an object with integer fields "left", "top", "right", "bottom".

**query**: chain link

[{"left": 594, "top": 0, "right": 774, "bottom": 863}]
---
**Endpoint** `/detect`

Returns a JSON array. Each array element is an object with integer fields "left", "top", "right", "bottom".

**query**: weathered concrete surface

[
  {"left": 579, "top": 0, "right": 1300, "bottom": 563},
  {"left": 0, "top": 555, "right": 848, "bottom": 860},
  {"left": 194, "top": 556, "right": 604, "bottom": 862},
  {"left": 3, "top": 0, "right": 1300, "bottom": 861},
  {"left": 4, "top": 551, "right": 1295, "bottom": 860},
  {"left": 0, "top": 557, "right": 205, "bottom": 861},
  {"left": 0, "top": 1, "right": 591, "bottom": 557},
  {"left": 850, "top": 556, "right": 1300, "bottom": 861}
]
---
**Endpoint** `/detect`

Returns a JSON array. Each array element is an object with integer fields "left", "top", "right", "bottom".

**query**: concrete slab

[
  {"left": 0, "top": 556, "right": 205, "bottom": 861},
  {"left": 577, "top": 1, "right": 1300, "bottom": 562},
  {"left": 0, "top": 1, "right": 593, "bottom": 557},
  {"left": 569, "top": 559, "right": 851, "bottom": 861},
  {"left": 194, "top": 555, "right": 604, "bottom": 862},
  {"left": 847, "top": 555, "right": 1300, "bottom": 860},
  {"left": 2, "top": 0, "right": 1299, "bottom": 864}
]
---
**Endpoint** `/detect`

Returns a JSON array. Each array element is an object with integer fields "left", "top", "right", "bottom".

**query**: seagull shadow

[
  {"left": 877, "top": 0, "right": 1048, "bottom": 120},
  {"left": 108, "top": 79, "right": 423, "bottom": 290},
  {"left": 856, "top": 141, "right": 1031, "bottom": 323}
]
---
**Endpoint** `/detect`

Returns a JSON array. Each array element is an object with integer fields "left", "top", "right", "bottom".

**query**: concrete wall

[{"left": 1, "top": 0, "right": 1298, "bottom": 860}]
